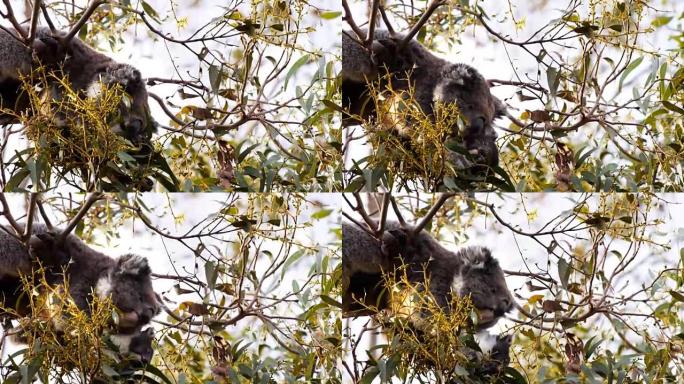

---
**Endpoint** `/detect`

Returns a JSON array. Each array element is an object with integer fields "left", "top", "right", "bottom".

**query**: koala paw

[
  {"left": 446, "top": 150, "right": 474, "bottom": 171},
  {"left": 116, "top": 254, "right": 151, "bottom": 277}
]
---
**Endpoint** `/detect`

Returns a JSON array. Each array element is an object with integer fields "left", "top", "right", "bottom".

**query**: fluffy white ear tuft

[
  {"left": 95, "top": 275, "right": 113, "bottom": 298},
  {"left": 460, "top": 246, "right": 493, "bottom": 270},
  {"left": 117, "top": 254, "right": 151, "bottom": 276}
]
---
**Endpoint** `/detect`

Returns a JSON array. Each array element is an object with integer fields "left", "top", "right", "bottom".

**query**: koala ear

[
  {"left": 441, "top": 65, "right": 465, "bottom": 86},
  {"left": 461, "top": 246, "right": 495, "bottom": 270},
  {"left": 376, "top": 37, "right": 400, "bottom": 52},
  {"left": 142, "top": 327, "right": 155, "bottom": 338},
  {"left": 493, "top": 96, "right": 507, "bottom": 119},
  {"left": 102, "top": 64, "right": 143, "bottom": 89},
  {"left": 498, "top": 333, "right": 513, "bottom": 344},
  {"left": 387, "top": 228, "right": 410, "bottom": 245},
  {"left": 116, "top": 254, "right": 151, "bottom": 277}
]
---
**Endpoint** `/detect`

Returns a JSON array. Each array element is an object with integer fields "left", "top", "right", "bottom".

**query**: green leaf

[
  {"left": 282, "top": 249, "right": 305, "bottom": 273},
  {"left": 141, "top": 1, "right": 160, "bottom": 22},
  {"left": 320, "top": 294, "right": 342, "bottom": 308},
  {"left": 670, "top": 290, "right": 684, "bottom": 302},
  {"left": 652, "top": 16, "right": 673, "bottom": 28},
  {"left": 284, "top": 54, "right": 311, "bottom": 90},
  {"left": 208, "top": 65, "right": 223, "bottom": 93},
  {"left": 205, "top": 261, "right": 218, "bottom": 290},
  {"left": 558, "top": 258, "right": 571, "bottom": 289},
  {"left": 663, "top": 101, "right": 684, "bottom": 115},
  {"left": 618, "top": 57, "right": 643, "bottom": 92},
  {"left": 311, "top": 208, "right": 333, "bottom": 219},
  {"left": 547, "top": 67, "right": 560, "bottom": 96},
  {"left": 319, "top": 11, "right": 342, "bottom": 19}
]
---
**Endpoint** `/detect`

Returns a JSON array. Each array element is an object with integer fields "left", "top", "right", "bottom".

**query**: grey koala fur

[
  {"left": 0, "top": 224, "right": 160, "bottom": 335},
  {"left": 342, "top": 29, "right": 505, "bottom": 169},
  {"left": 342, "top": 221, "right": 513, "bottom": 329},
  {"left": 0, "top": 27, "right": 153, "bottom": 148}
]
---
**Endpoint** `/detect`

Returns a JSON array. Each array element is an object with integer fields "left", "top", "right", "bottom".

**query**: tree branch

[
  {"left": 57, "top": 192, "right": 103, "bottom": 244},
  {"left": 1, "top": 0, "right": 28, "bottom": 40},
  {"left": 27, "top": 0, "right": 42, "bottom": 45}
]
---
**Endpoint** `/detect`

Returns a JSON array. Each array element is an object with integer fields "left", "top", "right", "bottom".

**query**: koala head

[
  {"left": 434, "top": 63, "right": 505, "bottom": 131},
  {"left": 452, "top": 246, "right": 513, "bottom": 329},
  {"left": 110, "top": 327, "right": 155, "bottom": 365},
  {"left": 96, "top": 254, "right": 160, "bottom": 334},
  {"left": 89, "top": 63, "right": 154, "bottom": 149},
  {"left": 433, "top": 64, "right": 505, "bottom": 166}
]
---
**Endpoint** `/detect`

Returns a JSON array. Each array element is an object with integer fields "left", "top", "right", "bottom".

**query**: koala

[
  {"left": 342, "top": 221, "right": 514, "bottom": 329},
  {"left": 0, "top": 27, "right": 154, "bottom": 150},
  {"left": 0, "top": 224, "right": 160, "bottom": 335},
  {"left": 342, "top": 29, "right": 506, "bottom": 169},
  {"left": 343, "top": 221, "right": 515, "bottom": 374}
]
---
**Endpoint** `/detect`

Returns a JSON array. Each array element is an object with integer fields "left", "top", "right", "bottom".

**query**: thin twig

[
  {"left": 376, "top": 193, "right": 390, "bottom": 235},
  {"left": 40, "top": 2, "right": 56, "bottom": 33},
  {"left": 22, "top": 193, "right": 38, "bottom": 242},
  {"left": 27, "top": 0, "right": 42, "bottom": 45},
  {"left": 1, "top": 0, "right": 28, "bottom": 40},
  {"left": 36, "top": 199, "right": 53, "bottom": 230},
  {"left": 342, "top": 0, "right": 364, "bottom": 40},
  {"left": 379, "top": 5, "right": 395, "bottom": 34},
  {"left": 389, "top": 196, "right": 405, "bottom": 226},
  {"left": 365, "top": 0, "right": 381, "bottom": 48},
  {"left": 57, "top": 192, "right": 103, "bottom": 244},
  {"left": 0, "top": 192, "right": 22, "bottom": 235}
]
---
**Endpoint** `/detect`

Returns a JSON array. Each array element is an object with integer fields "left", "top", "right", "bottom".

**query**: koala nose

[
  {"left": 140, "top": 305, "right": 157, "bottom": 324},
  {"left": 498, "top": 297, "right": 513, "bottom": 314},
  {"left": 470, "top": 116, "right": 486, "bottom": 132}
]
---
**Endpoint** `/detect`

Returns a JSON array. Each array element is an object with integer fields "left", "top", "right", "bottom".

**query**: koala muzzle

[
  {"left": 495, "top": 297, "right": 514, "bottom": 316},
  {"left": 139, "top": 306, "right": 156, "bottom": 324},
  {"left": 117, "top": 311, "right": 141, "bottom": 332}
]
